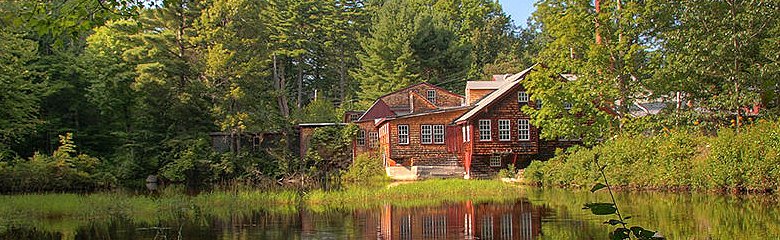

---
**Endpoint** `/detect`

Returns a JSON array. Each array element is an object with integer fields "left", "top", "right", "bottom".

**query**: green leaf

[
  {"left": 610, "top": 228, "right": 630, "bottom": 240},
  {"left": 590, "top": 183, "right": 607, "bottom": 193},
  {"left": 604, "top": 219, "right": 624, "bottom": 226},
  {"left": 630, "top": 226, "right": 657, "bottom": 239},
  {"left": 583, "top": 202, "right": 617, "bottom": 215}
]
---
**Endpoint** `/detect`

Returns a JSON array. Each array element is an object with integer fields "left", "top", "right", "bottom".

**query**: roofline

[
  {"left": 376, "top": 106, "right": 472, "bottom": 127},
  {"left": 376, "top": 82, "right": 465, "bottom": 101},
  {"left": 357, "top": 99, "right": 382, "bottom": 122},
  {"left": 453, "top": 64, "right": 537, "bottom": 123},
  {"left": 297, "top": 123, "right": 348, "bottom": 127}
]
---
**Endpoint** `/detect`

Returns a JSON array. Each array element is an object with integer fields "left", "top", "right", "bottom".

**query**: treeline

[{"left": 0, "top": 0, "right": 530, "bottom": 190}]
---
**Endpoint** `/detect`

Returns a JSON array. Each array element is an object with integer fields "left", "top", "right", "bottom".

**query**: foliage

[
  {"left": 0, "top": 133, "right": 114, "bottom": 192},
  {"left": 304, "top": 125, "right": 357, "bottom": 179},
  {"left": 340, "top": 153, "right": 386, "bottom": 183},
  {"left": 524, "top": 119, "right": 780, "bottom": 193}
]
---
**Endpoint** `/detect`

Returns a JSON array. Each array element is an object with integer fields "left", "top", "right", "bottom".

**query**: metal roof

[
  {"left": 465, "top": 80, "right": 507, "bottom": 90},
  {"left": 454, "top": 65, "right": 536, "bottom": 123}
]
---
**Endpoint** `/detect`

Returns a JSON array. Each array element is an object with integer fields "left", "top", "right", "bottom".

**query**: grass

[{"left": 0, "top": 179, "right": 522, "bottom": 236}]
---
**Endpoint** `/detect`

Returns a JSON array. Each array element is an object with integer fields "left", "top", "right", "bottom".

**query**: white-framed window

[
  {"left": 498, "top": 119, "right": 511, "bottom": 141},
  {"left": 427, "top": 89, "right": 436, "bottom": 103},
  {"left": 433, "top": 125, "right": 445, "bottom": 144},
  {"left": 462, "top": 125, "right": 471, "bottom": 143},
  {"left": 535, "top": 100, "right": 543, "bottom": 109},
  {"left": 563, "top": 102, "right": 572, "bottom": 110},
  {"left": 398, "top": 125, "right": 409, "bottom": 144},
  {"left": 478, "top": 119, "right": 492, "bottom": 141},
  {"left": 518, "top": 91, "right": 529, "bottom": 103},
  {"left": 518, "top": 119, "right": 530, "bottom": 141},
  {"left": 357, "top": 129, "right": 366, "bottom": 146},
  {"left": 490, "top": 155, "right": 502, "bottom": 167},
  {"left": 369, "top": 132, "right": 379, "bottom": 148},
  {"left": 421, "top": 125, "right": 433, "bottom": 144},
  {"left": 349, "top": 113, "right": 360, "bottom": 122}
]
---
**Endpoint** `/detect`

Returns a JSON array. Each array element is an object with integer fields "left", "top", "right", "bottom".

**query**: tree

[
  {"left": 525, "top": 0, "right": 660, "bottom": 144},
  {"left": 0, "top": 30, "right": 44, "bottom": 159}
]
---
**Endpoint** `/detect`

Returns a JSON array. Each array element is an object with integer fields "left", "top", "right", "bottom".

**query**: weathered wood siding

[
  {"left": 381, "top": 83, "right": 464, "bottom": 108},
  {"left": 353, "top": 121, "right": 379, "bottom": 158},
  {"left": 383, "top": 109, "right": 468, "bottom": 166},
  {"left": 471, "top": 86, "right": 539, "bottom": 155},
  {"left": 465, "top": 89, "right": 495, "bottom": 105}
]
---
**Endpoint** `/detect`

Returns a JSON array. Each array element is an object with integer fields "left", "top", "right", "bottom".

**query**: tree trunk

[
  {"left": 273, "top": 54, "right": 289, "bottom": 118},
  {"left": 297, "top": 57, "right": 304, "bottom": 109}
]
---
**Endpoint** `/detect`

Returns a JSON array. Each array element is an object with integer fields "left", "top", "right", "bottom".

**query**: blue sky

[{"left": 497, "top": 0, "right": 536, "bottom": 26}]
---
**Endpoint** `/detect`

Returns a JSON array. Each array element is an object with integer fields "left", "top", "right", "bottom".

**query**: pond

[{"left": 1, "top": 185, "right": 779, "bottom": 239}]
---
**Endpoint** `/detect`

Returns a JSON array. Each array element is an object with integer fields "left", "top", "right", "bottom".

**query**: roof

[
  {"left": 375, "top": 106, "right": 472, "bottom": 126},
  {"left": 376, "top": 82, "right": 465, "bottom": 101},
  {"left": 358, "top": 99, "right": 395, "bottom": 122},
  {"left": 454, "top": 65, "right": 537, "bottom": 124},
  {"left": 466, "top": 80, "right": 507, "bottom": 90}
]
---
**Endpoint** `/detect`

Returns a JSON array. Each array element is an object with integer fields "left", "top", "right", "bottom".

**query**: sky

[{"left": 497, "top": 0, "right": 537, "bottom": 27}]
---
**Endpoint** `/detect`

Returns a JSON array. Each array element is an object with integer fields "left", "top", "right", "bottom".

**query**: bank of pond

[{"left": 1, "top": 179, "right": 779, "bottom": 239}]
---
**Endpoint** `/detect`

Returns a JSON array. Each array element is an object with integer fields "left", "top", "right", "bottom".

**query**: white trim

[
  {"left": 433, "top": 125, "right": 445, "bottom": 144},
  {"left": 498, "top": 119, "right": 511, "bottom": 141},
  {"left": 478, "top": 119, "right": 492, "bottom": 141},
  {"left": 490, "top": 155, "right": 502, "bottom": 167},
  {"left": 426, "top": 89, "right": 437, "bottom": 104},
  {"left": 518, "top": 119, "right": 530, "bottom": 141},
  {"left": 421, "top": 125, "right": 433, "bottom": 144},
  {"left": 517, "top": 91, "right": 529, "bottom": 103},
  {"left": 398, "top": 125, "right": 409, "bottom": 145},
  {"left": 357, "top": 129, "right": 366, "bottom": 146}
]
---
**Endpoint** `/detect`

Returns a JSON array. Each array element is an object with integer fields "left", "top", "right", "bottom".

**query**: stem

[{"left": 595, "top": 155, "right": 627, "bottom": 230}]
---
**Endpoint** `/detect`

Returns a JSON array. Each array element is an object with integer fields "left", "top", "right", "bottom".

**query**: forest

[{"left": 0, "top": 0, "right": 778, "bottom": 192}]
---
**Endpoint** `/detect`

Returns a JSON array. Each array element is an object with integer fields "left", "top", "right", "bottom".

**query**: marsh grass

[{"left": 0, "top": 179, "right": 522, "bottom": 236}]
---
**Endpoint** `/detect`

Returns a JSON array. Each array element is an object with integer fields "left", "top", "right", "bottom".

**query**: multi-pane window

[
  {"left": 563, "top": 102, "right": 572, "bottom": 110},
  {"left": 535, "top": 100, "right": 543, "bottom": 109},
  {"left": 421, "top": 125, "right": 433, "bottom": 144},
  {"left": 398, "top": 125, "right": 409, "bottom": 144},
  {"left": 518, "top": 119, "right": 530, "bottom": 141},
  {"left": 427, "top": 90, "right": 436, "bottom": 103},
  {"left": 357, "top": 130, "right": 366, "bottom": 146},
  {"left": 490, "top": 155, "right": 502, "bottom": 167},
  {"left": 369, "top": 132, "right": 379, "bottom": 148},
  {"left": 479, "top": 119, "right": 492, "bottom": 141},
  {"left": 433, "top": 125, "right": 445, "bottom": 144},
  {"left": 349, "top": 113, "right": 360, "bottom": 122},
  {"left": 498, "top": 119, "right": 511, "bottom": 141},
  {"left": 517, "top": 91, "right": 529, "bottom": 103}
]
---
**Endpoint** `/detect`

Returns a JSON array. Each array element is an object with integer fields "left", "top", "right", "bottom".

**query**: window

[
  {"left": 421, "top": 125, "right": 433, "bottom": 144},
  {"left": 479, "top": 119, "right": 492, "bottom": 141},
  {"left": 349, "top": 113, "right": 360, "bottom": 122},
  {"left": 398, "top": 125, "right": 409, "bottom": 144},
  {"left": 518, "top": 119, "right": 530, "bottom": 141},
  {"left": 369, "top": 132, "right": 378, "bottom": 148},
  {"left": 535, "top": 100, "right": 543, "bottom": 109},
  {"left": 563, "top": 102, "right": 572, "bottom": 110},
  {"left": 490, "top": 155, "right": 501, "bottom": 167},
  {"left": 462, "top": 126, "right": 467, "bottom": 143},
  {"left": 433, "top": 125, "right": 445, "bottom": 144},
  {"left": 427, "top": 90, "right": 436, "bottom": 103},
  {"left": 498, "top": 119, "right": 511, "bottom": 141},
  {"left": 518, "top": 91, "right": 529, "bottom": 103},
  {"left": 357, "top": 130, "right": 366, "bottom": 146}
]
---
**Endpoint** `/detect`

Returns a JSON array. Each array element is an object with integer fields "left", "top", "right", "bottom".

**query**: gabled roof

[
  {"left": 454, "top": 65, "right": 537, "bottom": 124},
  {"left": 377, "top": 82, "right": 465, "bottom": 101},
  {"left": 409, "top": 91, "right": 437, "bottom": 113},
  {"left": 358, "top": 99, "right": 394, "bottom": 122},
  {"left": 375, "top": 106, "right": 472, "bottom": 127}
]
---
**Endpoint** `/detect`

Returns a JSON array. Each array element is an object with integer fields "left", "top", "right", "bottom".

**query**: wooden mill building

[{"left": 300, "top": 65, "right": 578, "bottom": 179}]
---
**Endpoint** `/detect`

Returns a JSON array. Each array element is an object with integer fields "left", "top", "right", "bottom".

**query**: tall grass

[{"left": 524, "top": 119, "right": 780, "bottom": 193}]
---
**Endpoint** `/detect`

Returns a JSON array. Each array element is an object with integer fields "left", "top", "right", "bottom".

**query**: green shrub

[
  {"left": 340, "top": 153, "right": 386, "bottom": 182},
  {"left": 523, "top": 119, "right": 780, "bottom": 193}
]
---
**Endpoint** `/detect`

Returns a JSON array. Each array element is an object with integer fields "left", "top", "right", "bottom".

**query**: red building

[{"left": 299, "top": 65, "right": 578, "bottom": 179}]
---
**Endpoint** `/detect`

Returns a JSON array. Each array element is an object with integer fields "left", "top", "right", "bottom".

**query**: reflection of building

[{"left": 377, "top": 200, "right": 544, "bottom": 240}]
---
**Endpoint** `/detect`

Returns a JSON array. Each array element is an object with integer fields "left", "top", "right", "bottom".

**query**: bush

[
  {"left": 341, "top": 153, "right": 386, "bottom": 182},
  {"left": 523, "top": 119, "right": 780, "bottom": 193},
  {"left": 0, "top": 133, "right": 115, "bottom": 192}
]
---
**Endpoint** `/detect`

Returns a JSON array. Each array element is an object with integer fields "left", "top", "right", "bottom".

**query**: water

[{"left": 1, "top": 187, "right": 779, "bottom": 239}]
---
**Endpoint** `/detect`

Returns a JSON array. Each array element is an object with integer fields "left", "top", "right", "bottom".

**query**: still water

[{"left": 2, "top": 187, "right": 779, "bottom": 239}]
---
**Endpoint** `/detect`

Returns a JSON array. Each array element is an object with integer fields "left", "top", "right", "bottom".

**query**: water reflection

[
  {"left": 376, "top": 200, "right": 545, "bottom": 239},
  {"left": 0, "top": 199, "right": 546, "bottom": 240}
]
